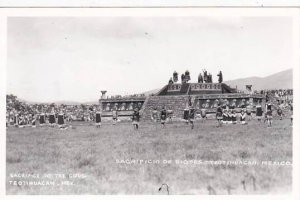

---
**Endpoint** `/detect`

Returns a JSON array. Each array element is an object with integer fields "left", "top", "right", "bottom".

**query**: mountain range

[
  {"left": 224, "top": 68, "right": 292, "bottom": 91},
  {"left": 143, "top": 68, "right": 293, "bottom": 95}
]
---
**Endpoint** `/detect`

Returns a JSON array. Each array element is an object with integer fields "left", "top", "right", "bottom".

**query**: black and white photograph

[{"left": 1, "top": 7, "right": 299, "bottom": 197}]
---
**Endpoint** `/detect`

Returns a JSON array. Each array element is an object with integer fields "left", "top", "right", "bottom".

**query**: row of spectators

[
  {"left": 6, "top": 94, "right": 99, "bottom": 126},
  {"left": 254, "top": 89, "right": 293, "bottom": 101}
]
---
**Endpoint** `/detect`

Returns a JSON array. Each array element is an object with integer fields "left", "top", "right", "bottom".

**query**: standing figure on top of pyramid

[
  {"left": 185, "top": 70, "right": 191, "bottom": 82},
  {"left": 181, "top": 73, "right": 186, "bottom": 84},
  {"left": 208, "top": 73, "right": 213, "bottom": 83},
  {"left": 173, "top": 71, "right": 178, "bottom": 83},
  {"left": 217, "top": 71, "right": 223, "bottom": 83},
  {"left": 168, "top": 77, "right": 174, "bottom": 85},
  {"left": 198, "top": 73, "right": 203, "bottom": 83},
  {"left": 203, "top": 69, "right": 208, "bottom": 83},
  {"left": 207, "top": 73, "right": 210, "bottom": 83}
]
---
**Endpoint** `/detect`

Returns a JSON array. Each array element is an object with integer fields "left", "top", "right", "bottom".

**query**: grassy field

[{"left": 6, "top": 118, "right": 292, "bottom": 195}]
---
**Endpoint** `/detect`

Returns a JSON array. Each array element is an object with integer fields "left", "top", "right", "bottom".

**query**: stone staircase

[{"left": 141, "top": 95, "right": 190, "bottom": 120}]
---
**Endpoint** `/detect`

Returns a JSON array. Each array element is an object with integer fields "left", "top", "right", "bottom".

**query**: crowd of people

[
  {"left": 213, "top": 100, "right": 293, "bottom": 128},
  {"left": 149, "top": 93, "right": 293, "bottom": 129},
  {"left": 168, "top": 69, "right": 223, "bottom": 84},
  {"left": 254, "top": 89, "right": 293, "bottom": 102},
  {"left": 6, "top": 88, "right": 293, "bottom": 130},
  {"left": 6, "top": 94, "right": 143, "bottom": 130},
  {"left": 6, "top": 94, "right": 100, "bottom": 128}
]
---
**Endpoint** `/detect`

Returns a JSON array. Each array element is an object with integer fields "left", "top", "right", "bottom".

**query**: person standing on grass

[
  {"left": 263, "top": 112, "right": 268, "bottom": 124},
  {"left": 183, "top": 105, "right": 189, "bottom": 123},
  {"left": 240, "top": 109, "right": 247, "bottom": 125},
  {"left": 112, "top": 106, "right": 118, "bottom": 125},
  {"left": 216, "top": 104, "right": 223, "bottom": 127},
  {"left": 231, "top": 110, "right": 237, "bottom": 124},
  {"left": 256, "top": 102, "right": 263, "bottom": 121},
  {"left": 246, "top": 102, "right": 252, "bottom": 121},
  {"left": 49, "top": 108, "right": 56, "bottom": 127},
  {"left": 151, "top": 107, "right": 159, "bottom": 122},
  {"left": 31, "top": 113, "right": 36, "bottom": 128},
  {"left": 222, "top": 109, "right": 228, "bottom": 124},
  {"left": 132, "top": 108, "right": 140, "bottom": 130},
  {"left": 95, "top": 108, "right": 102, "bottom": 128},
  {"left": 167, "top": 109, "right": 173, "bottom": 124},
  {"left": 18, "top": 113, "right": 24, "bottom": 128},
  {"left": 265, "top": 102, "right": 273, "bottom": 127},
  {"left": 23, "top": 113, "right": 29, "bottom": 127},
  {"left": 200, "top": 104, "right": 207, "bottom": 123},
  {"left": 188, "top": 106, "right": 195, "bottom": 129},
  {"left": 277, "top": 107, "right": 283, "bottom": 120},
  {"left": 289, "top": 101, "right": 293, "bottom": 124},
  {"left": 228, "top": 110, "right": 233, "bottom": 124},
  {"left": 14, "top": 111, "right": 19, "bottom": 127},
  {"left": 9, "top": 110, "right": 14, "bottom": 126},
  {"left": 160, "top": 106, "right": 167, "bottom": 127},
  {"left": 39, "top": 109, "right": 46, "bottom": 126},
  {"left": 57, "top": 109, "right": 65, "bottom": 128},
  {"left": 6, "top": 112, "right": 9, "bottom": 128}
]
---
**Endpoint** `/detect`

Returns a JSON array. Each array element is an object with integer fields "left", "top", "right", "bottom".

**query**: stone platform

[
  {"left": 99, "top": 83, "right": 264, "bottom": 120},
  {"left": 140, "top": 93, "right": 264, "bottom": 120}
]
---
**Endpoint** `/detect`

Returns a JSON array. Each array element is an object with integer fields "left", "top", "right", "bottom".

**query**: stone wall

[
  {"left": 140, "top": 93, "right": 265, "bottom": 121},
  {"left": 141, "top": 95, "right": 190, "bottom": 120}
]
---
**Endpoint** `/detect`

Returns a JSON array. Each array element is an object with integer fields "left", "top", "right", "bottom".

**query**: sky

[{"left": 7, "top": 16, "right": 293, "bottom": 102}]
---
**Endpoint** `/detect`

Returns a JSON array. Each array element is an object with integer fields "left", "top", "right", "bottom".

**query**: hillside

[
  {"left": 142, "top": 88, "right": 161, "bottom": 96},
  {"left": 141, "top": 69, "right": 293, "bottom": 94},
  {"left": 224, "top": 69, "right": 293, "bottom": 91}
]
